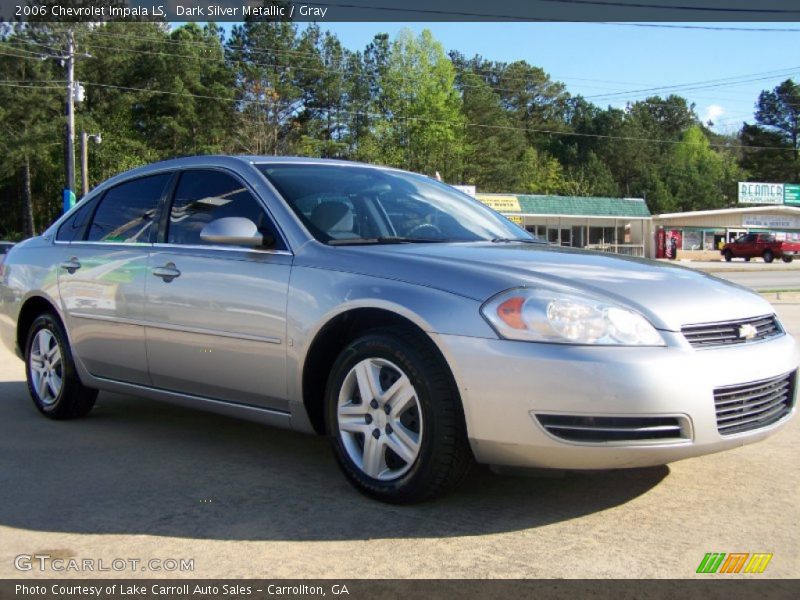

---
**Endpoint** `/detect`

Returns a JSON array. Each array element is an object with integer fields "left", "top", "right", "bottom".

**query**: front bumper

[{"left": 433, "top": 331, "right": 798, "bottom": 469}]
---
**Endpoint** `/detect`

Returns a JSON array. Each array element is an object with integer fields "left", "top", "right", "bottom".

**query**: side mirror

[{"left": 200, "top": 217, "right": 270, "bottom": 247}]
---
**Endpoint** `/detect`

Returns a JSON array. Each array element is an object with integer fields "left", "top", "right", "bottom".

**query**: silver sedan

[{"left": 0, "top": 156, "right": 796, "bottom": 503}]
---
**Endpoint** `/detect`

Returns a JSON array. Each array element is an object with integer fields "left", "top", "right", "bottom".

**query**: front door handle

[
  {"left": 59, "top": 257, "right": 81, "bottom": 274},
  {"left": 152, "top": 263, "right": 181, "bottom": 283}
]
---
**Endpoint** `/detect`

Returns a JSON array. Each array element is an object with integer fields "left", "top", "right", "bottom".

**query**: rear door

[
  {"left": 57, "top": 172, "right": 173, "bottom": 385},
  {"left": 143, "top": 168, "right": 292, "bottom": 410}
]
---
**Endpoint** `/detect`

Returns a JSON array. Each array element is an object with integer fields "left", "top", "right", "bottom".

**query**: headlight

[{"left": 481, "top": 288, "right": 666, "bottom": 346}]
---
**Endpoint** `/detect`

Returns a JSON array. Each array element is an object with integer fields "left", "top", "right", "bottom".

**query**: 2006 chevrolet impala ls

[{"left": 0, "top": 157, "right": 796, "bottom": 503}]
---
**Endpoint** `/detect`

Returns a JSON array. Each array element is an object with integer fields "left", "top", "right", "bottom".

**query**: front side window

[
  {"left": 167, "top": 170, "right": 285, "bottom": 250},
  {"left": 86, "top": 174, "right": 170, "bottom": 243},
  {"left": 257, "top": 164, "right": 532, "bottom": 244}
]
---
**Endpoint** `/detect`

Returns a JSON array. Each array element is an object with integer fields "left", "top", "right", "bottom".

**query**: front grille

[
  {"left": 682, "top": 314, "right": 782, "bottom": 348},
  {"left": 714, "top": 371, "right": 795, "bottom": 436},
  {"left": 535, "top": 414, "right": 688, "bottom": 443}
]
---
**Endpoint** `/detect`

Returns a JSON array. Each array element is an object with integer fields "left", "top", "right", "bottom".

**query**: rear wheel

[
  {"left": 325, "top": 327, "right": 472, "bottom": 503},
  {"left": 763, "top": 250, "right": 774, "bottom": 264},
  {"left": 723, "top": 250, "right": 732, "bottom": 262},
  {"left": 25, "top": 313, "right": 97, "bottom": 419},
  {"left": 744, "top": 257, "right": 751, "bottom": 262}
]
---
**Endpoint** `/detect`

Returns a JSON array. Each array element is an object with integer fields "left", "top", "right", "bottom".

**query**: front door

[{"left": 143, "top": 169, "right": 292, "bottom": 411}]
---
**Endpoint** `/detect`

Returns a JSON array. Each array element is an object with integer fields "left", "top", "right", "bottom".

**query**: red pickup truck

[{"left": 721, "top": 233, "right": 800, "bottom": 263}]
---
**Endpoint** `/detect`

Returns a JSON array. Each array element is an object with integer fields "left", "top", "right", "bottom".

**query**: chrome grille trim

[
  {"left": 682, "top": 314, "right": 782, "bottom": 348},
  {"left": 714, "top": 371, "right": 795, "bottom": 436},
  {"left": 535, "top": 414, "right": 689, "bottom": 443}
]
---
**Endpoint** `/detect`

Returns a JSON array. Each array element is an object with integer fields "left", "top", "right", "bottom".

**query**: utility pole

[
  {"left": 42, "top": 29, "right": 87, "bottom": 213},
  {"left": 64, "top": 29, "right": 76, "bottom": 214},
  {"left": 80, "top": 131, "right": 101, "bottom": 197}
]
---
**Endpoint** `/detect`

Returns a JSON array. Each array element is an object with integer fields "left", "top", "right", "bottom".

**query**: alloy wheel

[
  {"left": 336, "top": 357, "right": 423, "bottom": 481},
  {"left": 29, "top": 329, "right": 63, "bottom": 405}
]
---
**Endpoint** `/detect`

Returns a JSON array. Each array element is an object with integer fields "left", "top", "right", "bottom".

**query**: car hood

[{"left": 303, "top": 242, "right": 774, "bottom": 332}]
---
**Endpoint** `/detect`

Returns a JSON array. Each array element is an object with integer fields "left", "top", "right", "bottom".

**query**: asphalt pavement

[
  {"left": 0, "top": 303, "right": 797, "bottom": 579},
  {"left": 663, "top": 259, "right": 800, "bottom": 292}
]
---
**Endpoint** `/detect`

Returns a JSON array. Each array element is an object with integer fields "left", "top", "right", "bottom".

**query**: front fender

[{"left": 285, "top": 265, "right": 497, "bottom": 425}]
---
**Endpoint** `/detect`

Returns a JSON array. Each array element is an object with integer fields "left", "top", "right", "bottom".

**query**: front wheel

[
  {"left": 325, "top": 327, "right": 472, "bottom": 503},
  {"left": 782, "top": 255, "right": 794, "bottom": 263},
  {"left": 25, "top": 313, "right": 97, "bottom": 419},
  {"left": 723, "top": 250, "right": 732, "bottom": 262},
  {"left": 763, "top": 250, "right": 774, "bottom": 264}
]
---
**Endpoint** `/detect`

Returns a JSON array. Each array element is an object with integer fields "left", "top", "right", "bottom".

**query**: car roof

[{"left": 93, "top": 155, "right": 402, "bottom": 195}]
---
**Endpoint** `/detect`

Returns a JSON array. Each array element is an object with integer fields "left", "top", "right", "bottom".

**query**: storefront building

[
  {"left": 476, "top": 193, "right": 651, "bottom": 257},
  {"left": 652, "top": 206, "right": 800, "bottom": 260}
]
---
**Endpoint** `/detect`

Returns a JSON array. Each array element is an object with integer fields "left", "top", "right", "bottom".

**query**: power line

[
  {"left": 80, "top": 80, "right": 790, "bottom": 151},
  {"left": 533, "top": 0, "right": 800, "bottom": 14},
  {"left": 76, "top": 27, "right": 799, "bottom": 104},
  {"left": 269, "top": 1, "right": 800, "bottom": 25},
  {"left": 0, "top": 81, "right": 64, "bottom": 90},
  {"left": 587, "top": 67, "right": 800, "bottom": 100},
  {"left": 8, "top": 33, "right": 790, "bottom": 125},
  {"left": 603, "top": 21, "right": 800, "bottom": 32},
  {"left": 9, "top": 29, "right": 793, "bottom": 128},
  {"left": 0, "top": 48, "right": 49, "bottom": 60},
  {"left": 60, "top": 34, "right": 800, "bottom": 109}
]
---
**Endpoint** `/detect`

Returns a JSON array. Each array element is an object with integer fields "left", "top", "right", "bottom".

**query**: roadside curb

[
  {"left": 701, "top": 268, "right": 798, "bottom": 274},
  {"left": 760, "top": 290, "right": 800, "bottom": 303}
]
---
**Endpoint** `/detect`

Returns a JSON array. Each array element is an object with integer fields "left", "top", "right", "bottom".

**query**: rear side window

[
  {"left": 56, "top": 196, "right": 99, "bottom": 242},
  {"left": 87, "top": 174, "right": 170, "bottom": 243},
  {"left": 167, "top": 169, "right": 285, "bottom": 250}
]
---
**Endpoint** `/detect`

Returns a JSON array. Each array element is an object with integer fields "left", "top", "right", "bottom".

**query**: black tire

[
  {"left": 763, "top": 250, "right": 774, "bottom": 264},
  {"left": 25, "top": 313, "right": 97, "bottom": 419},
  {"left": 782, "top": 256, "right": 794, "bottom": 263},
  {"left": 744, "top": 257, "right": 751, "bottom": 262},
  {"left": 723, "top": 250, "right": 732, "bottom": 262},
  {"left": 324, "top": 326, "right": 473, "bottom": 504}
]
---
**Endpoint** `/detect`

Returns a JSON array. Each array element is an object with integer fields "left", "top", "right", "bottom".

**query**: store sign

[
  {"left": 476, "top": 194, "right": 521, "bottom": 213},
  {"left": 506, "top": 215, "right": 524, "bottom": 225},
  {"left": 784, "top": 184, "right": 800, "bottom": 205},
  {"left": 742, "top": 215, "right": 800, "bottom": 229},
  {"left": 738, "top": 182, "right": 784, "bottom": 205},
  {"left": 451, "top": 185, "right": 476, "bottom": 197}
]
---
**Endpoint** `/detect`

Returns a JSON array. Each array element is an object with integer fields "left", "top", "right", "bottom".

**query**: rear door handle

[
  {"left": 59, "top": 257, "right": 81, "bottom": 274},
  {"left": 152, "top": 263, "right": 181, "bottom": 283}
]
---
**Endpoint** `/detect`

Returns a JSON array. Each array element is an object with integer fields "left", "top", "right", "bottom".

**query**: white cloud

[{"left": 703, "top": 104, "right": 726, "bottom": 123}]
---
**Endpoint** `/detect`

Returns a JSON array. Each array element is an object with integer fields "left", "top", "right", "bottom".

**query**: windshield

[{"left": 257, "top": 163, "right": 533, "bottom": 244}]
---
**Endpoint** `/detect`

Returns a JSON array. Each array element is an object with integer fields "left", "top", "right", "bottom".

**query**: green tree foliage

[
  {"left": 518, "top": 147, "right": 565, "bottom": 194},
  {"left": 457, "top": 71, "right": 526, "bottom": 191},
  {"left": 740, "top": 79, "right": 800, "bottom": 182},
  {"left": 0, "top": 23, "right": 790, "bottom": 237},
  {"left": 0, "top": 24, "right": 73, "bottom": 235},
  {"left": 370, "top": 29, "right": 465, "bottom": 180},
  {"left": 662, "top": 126, "right": 743, "bottom": 212}
]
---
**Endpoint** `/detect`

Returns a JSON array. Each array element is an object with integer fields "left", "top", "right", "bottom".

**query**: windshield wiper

[
  {"left": 491, "top": 237, "right": 546, "bottom": 244},
  {"left": 328, "top": 237, "right": 451, "bottom": 246}
]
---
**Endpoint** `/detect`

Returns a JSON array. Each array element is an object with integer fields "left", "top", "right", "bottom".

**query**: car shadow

[{"left": 0, "top": 380, "right": 668, "bottom": 541}]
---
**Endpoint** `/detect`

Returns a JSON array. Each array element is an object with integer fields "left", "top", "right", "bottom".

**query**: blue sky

[{"left": 238, "top": 21, "right": 799, "bottom": 134}]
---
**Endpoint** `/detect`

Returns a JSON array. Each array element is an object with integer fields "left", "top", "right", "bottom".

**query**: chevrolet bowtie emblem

[{"left": 738, "top": 324, "right": 758, "bottom": 340}]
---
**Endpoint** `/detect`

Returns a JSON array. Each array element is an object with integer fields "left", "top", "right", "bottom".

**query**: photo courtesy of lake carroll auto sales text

[{"left": 0, "top": 1, "right": 797, "bottom": 598}]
